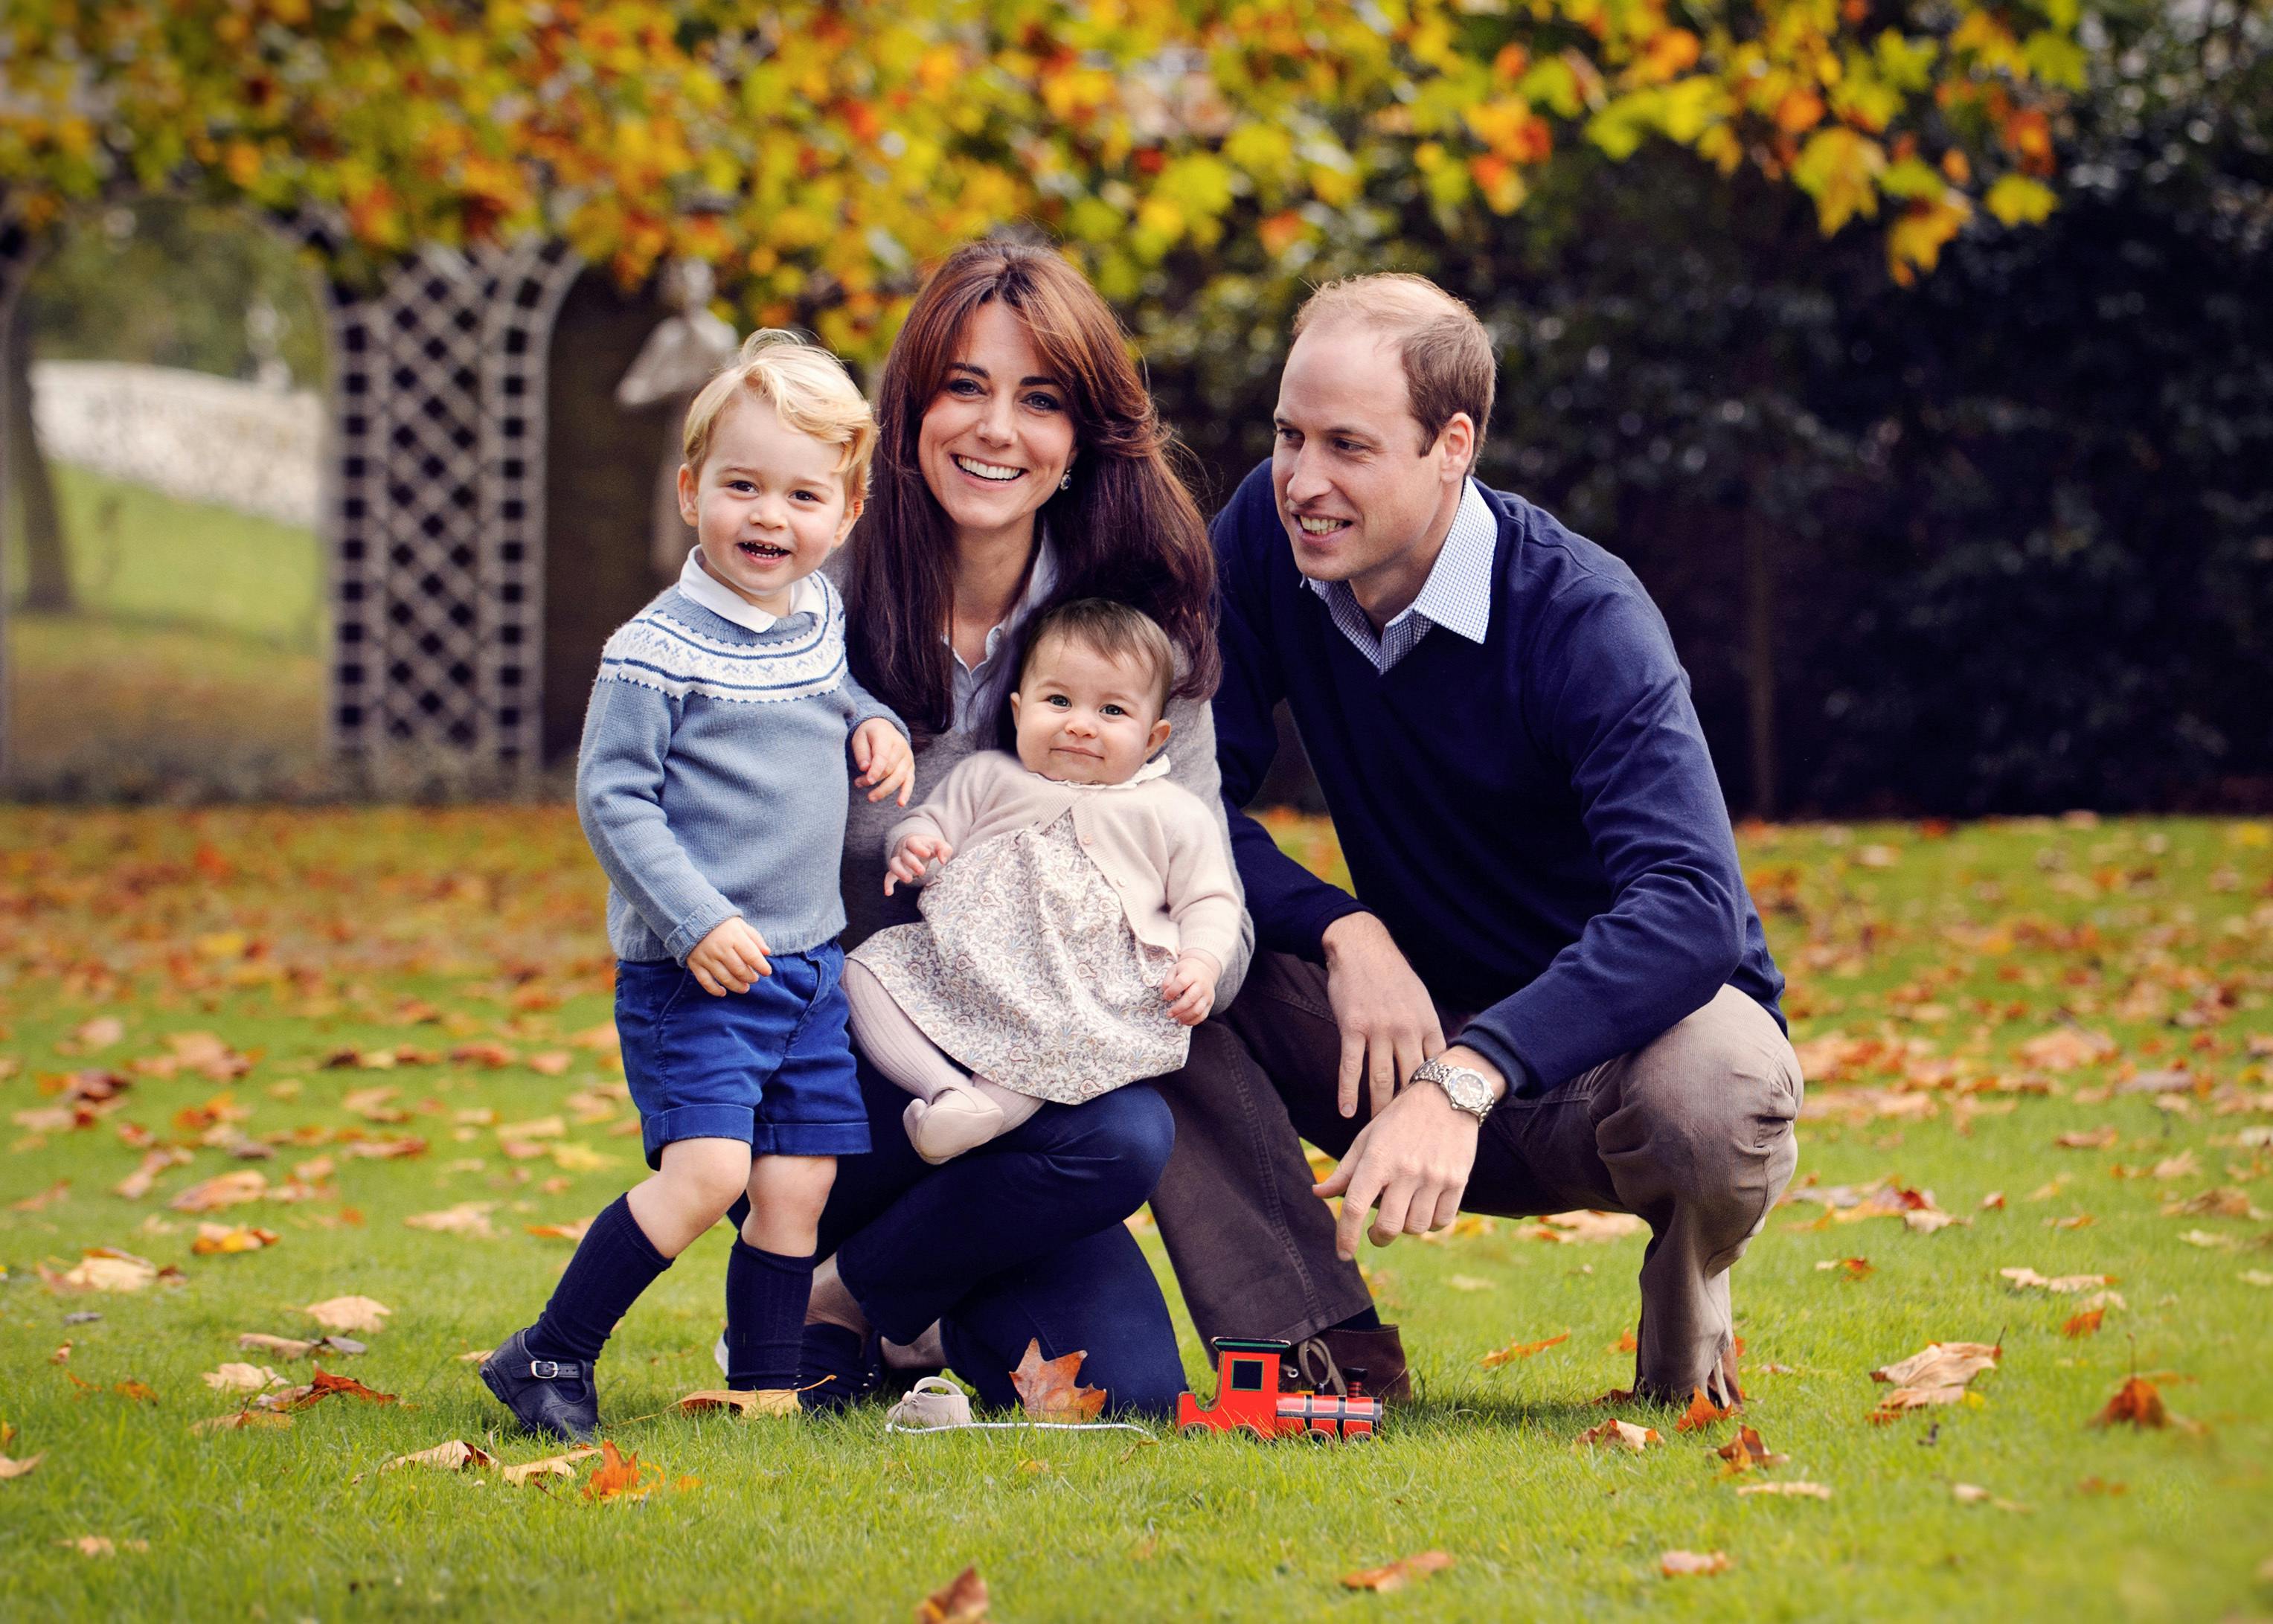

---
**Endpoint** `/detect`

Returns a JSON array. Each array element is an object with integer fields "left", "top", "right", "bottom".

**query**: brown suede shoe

[{"left": 1294, "top": 1324, "right": 1416, "bottom": 1405}]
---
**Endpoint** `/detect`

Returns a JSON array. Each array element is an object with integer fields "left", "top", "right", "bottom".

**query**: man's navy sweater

[{"left": 1212, "top": 461, "right": 1783, "bottom": 1096}]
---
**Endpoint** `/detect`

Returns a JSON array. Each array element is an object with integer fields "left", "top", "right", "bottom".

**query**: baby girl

[{"left": 842, "top": 598, "right": 1243, "bottom": 1162}]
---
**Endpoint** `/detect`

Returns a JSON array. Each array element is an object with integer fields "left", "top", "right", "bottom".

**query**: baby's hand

[
  {"left": 1162, "top": 950, "right": 1221, "bottom": 1027},
  {"left": 853, "top": 719, "right": 914, "bottom": 807},
  {"left": 687, "top": 917, "right": 772, "bottom": 996},
  {"left": 885, "top": 833, "right": 955, "bottom": 895}
]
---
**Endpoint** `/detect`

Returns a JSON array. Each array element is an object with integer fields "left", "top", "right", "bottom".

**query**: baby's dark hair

[{"left": 1016, "top": 599, "right": 1177, "bottom": 716}]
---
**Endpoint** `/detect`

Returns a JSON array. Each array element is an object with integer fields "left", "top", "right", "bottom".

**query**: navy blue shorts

[{"left": 615, "top": 941, "right": 870, "bottom": 1166}]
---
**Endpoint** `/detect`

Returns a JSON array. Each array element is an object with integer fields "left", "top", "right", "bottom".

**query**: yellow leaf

[{"left": 1984, "top": 173, "right": 2058, "bottom": 227}]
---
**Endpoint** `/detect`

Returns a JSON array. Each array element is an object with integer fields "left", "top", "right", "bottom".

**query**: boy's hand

[
  {"left": 853, "top": 719, "right": 914, "bottom": 807},
  {"left": 1162, "top": 950, "right": 1220, "bottom": 1027},
  {"left": 687, "top": 917, "right": 772, "bottom": 996},
  {"left": 884, "top": 834, "right": 953, "bottom": 895}
]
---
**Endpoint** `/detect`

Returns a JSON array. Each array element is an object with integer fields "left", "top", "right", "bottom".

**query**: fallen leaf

[
  {"left": 2055, "top": 1127, "right": 2120, "bottom": 1150},
  {"left": 1660, "top": 1550, "right": 1732, "bottom": 1577},
  {"left": 2064, "top": 1309, "right": 2105, "bottom": 1338},
  {"left": 499, "top": 1445, "right": 602, "bottom": 1486},
  {"left": 497, "top": 1115, "right": 567, "bottom": 1141},
  {"left": 1480, "top": 1331, "right": 1568, "bottom": 1368},
  {"left": 1009, "top": 1339, "right": 1105, "bottom": 1422},
  {"left": 2164, "top": 1188, "right": 2268, "bottom": 1219},
  {"left": 285, "top": 1368, "right": 397, "bottom": 1409},
  {"left": 1814, "top": 1256, "right": 1874, "bottom": 1280},
  {"left": 73, "top": 1015, "right": 126, "bottom": 1050},
  {"left": 1576, "top": 1417, "right": 1661, "bottom": 1451},
  {"left": 336, "top": 1137, "right": 427, "bottom": 1161},
  {"left": 1714, "top": 1425, "right": 1789, "bottom": 1471},
  {"left": 2091, "top": 1376, "right": 2167, "bottom": 1429},
  {"left": 379, "top": 1440, "right": 496, "bottom": 1474},
  {"left": 679, "top": 1389, "right": 799, "bottom": 1417},
  {"left": 167, "top": 1171, "right": 267, "bottom": 1213},
  {"left": 1737, "top": 1480, "right": 1833, "bottom": 1499},
  {"left": 1868, "top": 1384, "right": 1978, "bottom": 1422},
  {"left": 1980, "top": 1191, "right": 2006, "bottom": 1210},
  {"left": 1533, "top": 1210, "right": 1647, "bottom": 1242},
  {"left": 525, "top": 1217, "right": 593, "bottom": 1242},
  {"left": 11, "top": 1179, "right": 71, "bottom": 1212},
  {"left": 48, "top": 1248, "right": 161, "bottom": 1293},
  {"left": 202, "top": 1364, "right": 287, "bottom": 1393},
  {"left": 56, "top": 1535, "right": 146, "bottom": 1556},
  {"left": 301, "top": 1296, "right": 392, "bottom": 1333},
  {"left": 1341, "top": 1552, "right": 1455, "bottom": 1592},
  {"left": 0, "top": 1453, "right": 45, "bottom": 1480},
  {"left": 2001, "top": 1267, "right": 2115, "bottom": 1294},
  {"left": 583, "top": 1440, "right": 655, "bottom": 1502},
  {"left": 191, "top": 1223, "right": 279, "bottom": 1256},
  {"left": 1446, "top": 1274, "right": 1498, "bottom": 1291},
  {"left": 914, "top": 1564, "right": 991, "bottom": 1623},
  {"left": 1871, "top": 1341, "right": 2001, "bottom": 1389},
  {"left": 190, "top": 1410, "right": 292, "bottom": 1434},
  {"left": 51, "top": 1341, "right": 71, "bottom": 1363},
  {"left": 403, "top": 1202, "right": 498, "bottom": 1238},
  {"left": 1951, "top": 1482, "right": 2030, "bottom": 1511},
  {"left": 1675, "top": 1387, "right": 1737, "bottom": 1433},
  {"left": 528, "top": 1052, "right": 574, "bottom": 1076},
  {"left": 113, "top": 1148, "right": 193, "bottom": 1201}
]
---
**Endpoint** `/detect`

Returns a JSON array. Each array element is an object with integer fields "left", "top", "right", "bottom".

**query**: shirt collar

[
  {"left": 1305, "top": 478, "right": 1495, "bottom": 644},
  {"left": 679, "top": 548, "right": 825, "bottom": 634}
]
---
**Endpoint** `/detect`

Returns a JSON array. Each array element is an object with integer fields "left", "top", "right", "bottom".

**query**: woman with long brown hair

[{"left": 789, "top": 240, "right": 1251, "bottom": 1417}]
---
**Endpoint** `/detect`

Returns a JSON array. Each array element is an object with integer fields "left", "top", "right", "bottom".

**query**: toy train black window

[{"left": 1228, "top": 1358, "right": 1266, "bottom": 1392}]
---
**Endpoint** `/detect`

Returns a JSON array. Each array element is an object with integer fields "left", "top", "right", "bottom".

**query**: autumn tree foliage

[{"left": 0, "top": 0, "right": 2080, "bottom": 356}]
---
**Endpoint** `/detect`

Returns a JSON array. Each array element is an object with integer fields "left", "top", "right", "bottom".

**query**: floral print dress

[{"left": 850, "top": 809, "right": 1188, "bottom": 1103}]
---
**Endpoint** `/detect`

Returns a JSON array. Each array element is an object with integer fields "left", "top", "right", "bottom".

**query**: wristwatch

[{"left": 1411, "top": 1056, "right": 1497, "bottom": 1122}]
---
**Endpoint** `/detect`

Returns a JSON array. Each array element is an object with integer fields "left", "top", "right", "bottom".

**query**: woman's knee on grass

[{"left": 743, "top": 1154, "right": 837, "bottom": 1254}]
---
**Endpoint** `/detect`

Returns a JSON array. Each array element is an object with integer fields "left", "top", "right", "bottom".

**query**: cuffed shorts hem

[
  {"left": 751, "top": 1120, "right": 871, "bottom": 1158},
  {"left": 640, "top": 1104, "right": 759, "bottom": 1169}
]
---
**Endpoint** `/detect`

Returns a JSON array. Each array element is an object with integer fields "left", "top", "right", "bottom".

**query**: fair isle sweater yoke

[{"left": 575, "top": 571, "right": 905, "bottom": 966}]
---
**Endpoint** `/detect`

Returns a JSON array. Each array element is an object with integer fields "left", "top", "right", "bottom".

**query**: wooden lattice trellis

[{"left": 0, "top": 211, "right": 586, "bottom": 781}]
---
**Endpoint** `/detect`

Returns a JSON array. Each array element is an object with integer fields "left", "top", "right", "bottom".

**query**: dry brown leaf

[
  {"left": 1981, "top": 1191, "right": 2006, "bottom": 1210},
  {"left": 379, "top": 1440, "right": 496, "bottom": 1474},
  {"left": 527, "top": 1052, "right": 573, "bottom": 1076},
  {"left": 1951, "top": 1483, "right": 2031, "bottom": 1511},
  {"left": 74, "top": 1015, "right": 126, "bottom": 1050},
  {"left": 286, "top": 1368, "right": 397, "bottom": 1409},
  {"left": 1532, "top": 1210, "right": 1647, "bottom": 1243},
  {"left": 167, "top": 1170, "right": 267, "bottom": 1213},
  {"left": 1814, "top": 1256, "right": 1874, "bottom": 1280},
  {"left": 2055, "top": 1127, "right": 2120, "bottom": 1150},
  {"left": 190, "top": 1410, "right": 292, "bottom": 1434},
  {"left": 1714, "top": 1425, "right": 1789, "bottom": 1472},
  {"left": 10, "top": 1179, "right": 70, "bottom": 1212},
  {"left": 403, "top": 1202, "right": 498, "bottom": 1238},
  {"left": 1009, "top": 1338, "right": 1105, "bottom": 1422},
  {"left": 1868, "top": 1384, "right": 1976, "bottom": 1422},
  {"left": 499, "top": 1445, "right": 602, "bottom": 1487},
  {"left": 914, "top": 1564, "right": 991, "bottom": 1623},
  {"left": 202, "top": 1363, "right": 287, "bottom": 1393},
  {"left": 337, "top": 1137, "right": 427, "bottom": 1161},
  {"left": 1661, "top": 1550, "right": 1732, "bottom": 1578},
  {"left": 113, "top": 1148, "right": 193, "bottom": 1201},
  {"left": 1737, "top": 1480, "right": 1833, "bottom": 1499},
  {"left": 583, "top": 1440, "right": 655, "bottom": 1501},
  {"left": 2091, "top": 1376, "right": 2168, "bottom": 1429},
  {"left": 342, "top": 1086, "right": 408, "bottom": 1123},
  {"left": 237, "top": 1333, "right": 315, "bottom": 1359},
  {"left": 678, "top": 1389, "right": 800, "bottom": 1417},
  {"left": 1480, "top": 1331, "right": 1569, "bottom": 1368},
  {"left": 2001, "top": 1267, "right": 2115, "bottom": 1294},
  {"left": 1871, "top": 1341, "right": 2001, "bottom": 1389},
  {"left": 0, "top": 1453, "right": 45, "bottom": 1480},
  {"left": 1674, "top": 1387, "right": 1737, "bottom": 1433},
  {"left": 1341, "top": 1552, "right": 1455, "bottom": 1593},
  {"left": 191, "top": 1223, "right": 279, "bottom": 1256},
  {"left": 48, "top": 1248, "right": 163, "bottom": 1293},
  {"left": 2164, "top": 1188, "right": 2267, "bottom": 1219},
  {"left": 2064, "top": 1309, "right": 2105, "bottom": 1338},
  {"left": 301, "top": 1295, "right": 392, "bottom": 1333},
  {"left": 1576, "top": 1417, "right": 1661, "bottom": 1451}
]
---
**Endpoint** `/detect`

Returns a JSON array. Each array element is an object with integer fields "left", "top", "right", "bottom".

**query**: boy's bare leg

[{"left": 626, "top": 1137, "right": 758, "bottom": 1256}]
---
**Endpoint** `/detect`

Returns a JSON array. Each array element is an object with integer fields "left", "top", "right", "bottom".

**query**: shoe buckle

[{"left": 528, "top": 1358, "right": 578, "bottom": 1380}]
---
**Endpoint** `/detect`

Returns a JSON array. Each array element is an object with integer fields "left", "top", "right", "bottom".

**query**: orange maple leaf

[
  {"left": 2091, "top": 1376, "right": 2167, "bottom": 1429},
  {"left": 1341, "top": 1551, "right": 1455, "bottom": 1592},
  {"left": 1674, "top": 1386, "right": 1737, "bottom": 1433},
  {"left": 1009, "top": 1338, "right": 1104, "bottom": 1422},
  {"left": 583, "top": 1440, "right": 653, "bottom": 1501},
  {"left": 1480, "top": 1331, "right": 1568, "bottom": 1368},
  {"left": 2063, "top": 1309, "right": 2105, "bottom": 1338},
  {"left": 914, "top": 1564, "right": 990, "bottom": 1623}
]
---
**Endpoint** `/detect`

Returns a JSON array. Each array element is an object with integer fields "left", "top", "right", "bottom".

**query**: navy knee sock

[
  {"left": 725, "top": 1239, "right": 817, "bottom": 1390},
  {"left": 528, "top": 1195, "right": 672, "bottom": 1364}
]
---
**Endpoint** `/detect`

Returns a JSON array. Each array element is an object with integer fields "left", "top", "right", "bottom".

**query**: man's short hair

[
  {"left": 1292, "top": 274, "right": 1495, "bottom": 463},
  {"left": 682, "top": 329, "right": 878, "bottom": 500}
]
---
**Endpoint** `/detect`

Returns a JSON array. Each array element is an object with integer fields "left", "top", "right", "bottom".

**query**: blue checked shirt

[{"left": 1304, "top": 478, "right": 1498, "bottom": 672}]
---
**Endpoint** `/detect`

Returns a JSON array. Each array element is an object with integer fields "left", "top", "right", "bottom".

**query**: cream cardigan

[{"left": 884, "top": 750, "right": 1245, "bottom": 975}]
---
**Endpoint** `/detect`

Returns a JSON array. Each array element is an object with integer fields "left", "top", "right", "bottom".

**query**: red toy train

[{"left": 1176, "top": 1338, "right": 1383, "bottom": 1440}]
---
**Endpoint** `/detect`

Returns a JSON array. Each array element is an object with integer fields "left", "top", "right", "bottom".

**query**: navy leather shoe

[
  {"left": 481, "top": 1327, "right": 600, "bottom": 1443},
  {"left": 796, "top": 1323, "right": 882, "bottom": 1413}
]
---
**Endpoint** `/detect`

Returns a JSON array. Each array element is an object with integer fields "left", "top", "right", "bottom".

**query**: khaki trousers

[{"left": 1150, "top": 951, "right": 1804, "bottom": 1405}]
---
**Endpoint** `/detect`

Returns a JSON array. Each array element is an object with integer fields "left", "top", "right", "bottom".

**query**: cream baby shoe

[{"left": 884, "top": 1376, "right": 973, "bottom": 1430}]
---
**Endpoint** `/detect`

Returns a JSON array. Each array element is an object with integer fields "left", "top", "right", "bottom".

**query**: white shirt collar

[
  {"left": 1026, "top": 751, "right": 1174, "bottom": 790},
  {"left": 678, "top": 548, "right": 825, "bottom": 634},
  {"left": 1305, "top": 478, "right": 1495, "bottom": 645}
]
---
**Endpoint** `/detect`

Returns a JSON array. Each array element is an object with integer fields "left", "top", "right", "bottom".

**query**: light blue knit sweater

[{"left": 575, "top": 571, "right": 904, "bottom": 965}]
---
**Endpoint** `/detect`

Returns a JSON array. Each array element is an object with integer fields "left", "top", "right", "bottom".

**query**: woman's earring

[{"left": 1059, "top": 469, "right": 1073, "bottom": 492}]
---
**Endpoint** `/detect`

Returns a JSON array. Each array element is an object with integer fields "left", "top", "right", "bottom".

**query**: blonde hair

[
  {"left": 1018, "top": 598, "right": 1179, "bottom": 716},
  {"left": 1292, "top": 274, "right": 1495, "bottom": 463},
  {"left": 682, "top": 329, "right": 878, "bottom": 499}
]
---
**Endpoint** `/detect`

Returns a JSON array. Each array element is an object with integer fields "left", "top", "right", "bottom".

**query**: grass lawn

[
  {"left": 5, "top": 467, "right": 326, "bottom": 793},
  {"left": 1, "top": 810, "right": 2269, "bottom": 1620}
]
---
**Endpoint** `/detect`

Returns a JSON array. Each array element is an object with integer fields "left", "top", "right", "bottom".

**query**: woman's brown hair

[{"left": 842, "top": 240, "right": 1219, "bottom": 739}]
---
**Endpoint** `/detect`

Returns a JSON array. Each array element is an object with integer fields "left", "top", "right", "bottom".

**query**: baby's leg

[
  {"left": 725, "top": 1155, "right": 837, "bottom": 1397},
  {"left": 971, "top": 1079, "right": 1043, "bottom": 1134},
  {"left": 843, "top": 960, "right": 975, "bottom": 1102}
]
